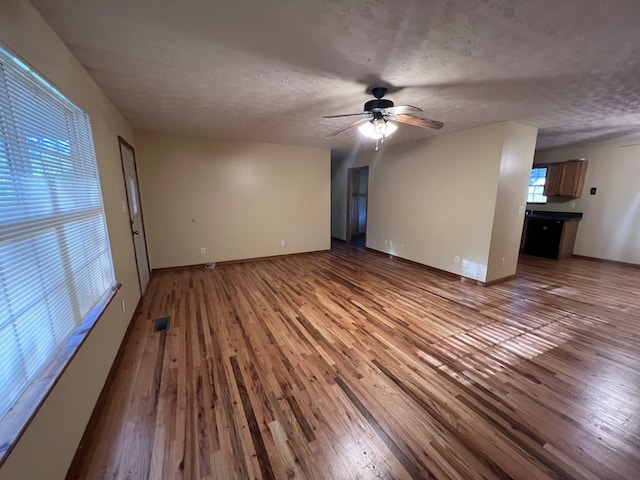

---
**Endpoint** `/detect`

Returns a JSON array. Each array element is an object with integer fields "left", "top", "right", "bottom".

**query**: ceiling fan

[{"left": 324, "top": 87, "right": 444, "bottom": 150}]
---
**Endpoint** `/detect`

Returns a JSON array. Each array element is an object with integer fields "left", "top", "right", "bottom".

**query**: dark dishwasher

[{"left": 524, "top": 218, "right": 564, "bottom": 259}]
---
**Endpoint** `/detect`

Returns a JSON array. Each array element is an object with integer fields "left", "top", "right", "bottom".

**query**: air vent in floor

[{"left": 154, "top": 316, "right": 170, "bottom": 332}]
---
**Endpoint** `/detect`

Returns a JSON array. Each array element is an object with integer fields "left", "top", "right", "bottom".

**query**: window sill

[{"left": 0, "top": 284, "right": 120, "bottom": 467}]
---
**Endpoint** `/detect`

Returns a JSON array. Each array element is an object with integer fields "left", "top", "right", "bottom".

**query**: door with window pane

[{"left": 119, "top": 138, "right": 150, "bottom": 294}]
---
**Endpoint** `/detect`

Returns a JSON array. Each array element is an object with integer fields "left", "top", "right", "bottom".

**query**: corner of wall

[{"left": 486, "top": 123, "right": 538, "bottom": 282}]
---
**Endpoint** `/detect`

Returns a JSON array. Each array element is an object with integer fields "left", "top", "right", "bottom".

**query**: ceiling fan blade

[
  {"left": 384, "top": 105, "right": 423, "bottom": 114},
  {"left": 394, "top": 114, "right": 444, "bottom": 130},
  {"left": 326, "top": 118, "right": 369, "bottom": 137},
  {"left": 323, "top": 112, "right": 369, "bottom": 119}
]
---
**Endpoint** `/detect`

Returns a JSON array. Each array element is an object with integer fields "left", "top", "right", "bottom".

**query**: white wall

[
  {"left": 135, "top": 131, "right": 331, "bottom": 268},
  {"left": 332, "top": 122, "right": 537, "bottom": 282},
  {"left": 486, "top": 123, "right": 539, "bottom": 282},
  {"left": 532, "top": 144, "right": 640, "bottom": 264},
  {"left": 0, "top": 1, "right": 139, "bottom": 479}
]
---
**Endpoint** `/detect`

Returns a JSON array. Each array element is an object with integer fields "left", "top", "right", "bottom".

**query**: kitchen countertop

[{"left": 525, "top": 210, "right": 583, "bottom": 221}]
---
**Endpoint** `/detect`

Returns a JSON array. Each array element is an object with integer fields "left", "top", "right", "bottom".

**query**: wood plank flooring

[{"left": 66, "top": 246, "right": 640, "bottom": 479}]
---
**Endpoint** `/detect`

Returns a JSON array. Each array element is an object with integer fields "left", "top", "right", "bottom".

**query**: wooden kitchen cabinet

[
  {"left": 558, "top": 160, "right": 587, "bottom": 196},
  {"left": 543, "top": 164, "right": 563, "bottom": 196},
  {"left": 542, "top": 160, "right": 588, "bottom": 198}
]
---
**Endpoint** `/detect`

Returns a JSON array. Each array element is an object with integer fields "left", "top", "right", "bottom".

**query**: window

[
  {"left": 527, "top": 167, "right": 547, "bottom": 203},
  {"left": 0, "top": 44, "right": 116, "bottom": 429}
]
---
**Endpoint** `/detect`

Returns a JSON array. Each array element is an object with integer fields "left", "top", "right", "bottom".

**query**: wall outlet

[
  {"left": 280, "top": 240, "right": 285, "bottom": 247},
  {"left": 200, "top": 247, "right": 206, "bottom": 254},
  {"left": 518, "top": 204, "right": 525, "bottom": 214},
  {"left": 454, "top": 256, "right": 460, "bottom": 263},
  {"left": 501, "top": 257, "right": 506, "bottom": 267},
  {"left": 121, "top": 299, "right": 125, "bottom": 312},
  {"left": 570, "top": 201, "right": 576, "bottom": 208}
]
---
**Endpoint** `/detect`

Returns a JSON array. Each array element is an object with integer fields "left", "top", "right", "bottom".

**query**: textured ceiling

[{"left": 31, "top": 0, "right": 640, "bottom": 153}]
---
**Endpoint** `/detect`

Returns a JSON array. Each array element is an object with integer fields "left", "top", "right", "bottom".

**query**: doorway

[
  {"left": 346, "top": 166, "right": 369, "bottom": 249},
  {"left": 119, "top": 137, "right": 151, "bottom": 294}
]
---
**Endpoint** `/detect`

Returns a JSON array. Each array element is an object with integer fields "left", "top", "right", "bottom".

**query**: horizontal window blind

[{"left": 0, "top": 46, "right": 116, "bottom": 420}]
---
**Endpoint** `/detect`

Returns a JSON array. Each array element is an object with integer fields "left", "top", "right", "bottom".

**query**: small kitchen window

[{"left": 527, "top": 167, "right": 547, "bottom": 203}]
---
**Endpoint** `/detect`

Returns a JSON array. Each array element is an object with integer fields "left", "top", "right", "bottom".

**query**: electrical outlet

[
  {"left": 518, "top": 204, "right": 525, "bottom": 214},
  {"left": 570, "top": 201, "right": 576, "bottom": 208},
  {"left": 200, "top": 247, "right": 206, "bottom": 254},
  {"left": 280, "top": 240, "right": 285, "bottom": 247},
  {"left": 454, "top": 256, "right": 460, "bottom": 263},
  {"left": 501, "top": 258, "right": 506, "bottom": 267},
  {"left": 121, "top": 299, "right": 125, "bottom": 312}
]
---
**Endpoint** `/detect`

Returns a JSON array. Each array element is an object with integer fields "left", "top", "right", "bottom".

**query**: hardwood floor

[{"left": 66, "top": 247, "right": 640, "bottom": 479}]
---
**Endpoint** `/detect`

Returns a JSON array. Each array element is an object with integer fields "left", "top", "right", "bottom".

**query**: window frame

[
  {"left": 527, "top": 165, "right": 548, "bottom": 204},
  {"left": 0, "top": 45, "right": 118, "bottom": 466}
]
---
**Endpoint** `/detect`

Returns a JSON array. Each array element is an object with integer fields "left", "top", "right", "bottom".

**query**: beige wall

[
  {"left": 332, "top": 122, "right": 537, "bottom": 282},
  {"left": 486, "top": 123, "right": 539, "bottom": 282},
  {"left": 134, "top": 132, "right": 331, "bottom": 268},
  {"left": 331, "top": 149, "right": 352, "bottom": 240},
  {"left": 0, "top": 1, "right": 139, "bottom": 479},
  {"left": 531, "top": 144, "right": 640, "bottom": 265}
]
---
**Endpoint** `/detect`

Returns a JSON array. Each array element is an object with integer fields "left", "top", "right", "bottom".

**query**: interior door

[
  {"left": 119, "top": 137, "right": 150, "bottom": 294},
  {"left": 357, "top": 169, "right": 368, "bottom": 234},
  {"left": 349, "top": 170, "right": 360, "bottom": 239}
]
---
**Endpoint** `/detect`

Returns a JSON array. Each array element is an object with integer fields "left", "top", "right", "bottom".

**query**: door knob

[{"left": 133, "top": 230, "right": 140, "bottom": 235}]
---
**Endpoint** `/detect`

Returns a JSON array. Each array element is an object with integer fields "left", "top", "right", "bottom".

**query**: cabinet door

[
  {"left": 559, "top": 161, "right": 587, "bottom": 197},
  {"left": 543, "top": 164, "right": 563, "bottom": 196},
  {"left": 558, "top": 221, "right": 579, "bottom": 259}
]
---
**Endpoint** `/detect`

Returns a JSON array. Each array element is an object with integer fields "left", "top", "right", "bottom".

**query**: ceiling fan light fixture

[
  {"left": 358, "top": 119, "right": 398, "bottom": 139},
  {"left": 373, "top": 118, "right": 386, "bottom": 135},
  {"left": 384, "top": 121, "right": 398, "bottom": 136},
  {"left": 358, "top": 120, "right": 379, "bottom": 139}
]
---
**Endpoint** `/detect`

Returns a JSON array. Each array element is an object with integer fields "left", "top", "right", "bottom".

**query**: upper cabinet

[
  {"left": 543, "top": 163, "right": 563, "bottom": 196},
  {"left": 542, "top": 160, "right": 588, "bottom": 198}
]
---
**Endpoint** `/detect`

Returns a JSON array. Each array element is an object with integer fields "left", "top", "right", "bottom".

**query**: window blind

[{"left": 0, "top": 46, "right": 116, "bottom": 421}]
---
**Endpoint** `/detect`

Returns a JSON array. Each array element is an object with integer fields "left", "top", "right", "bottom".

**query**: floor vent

[{"left": 154, "top": 316, "right": 170, "bottom": 333}]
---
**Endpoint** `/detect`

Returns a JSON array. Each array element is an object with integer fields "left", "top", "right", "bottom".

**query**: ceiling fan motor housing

[{"left": 364, "top": 98, "right": 394, "bottom": 112}]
